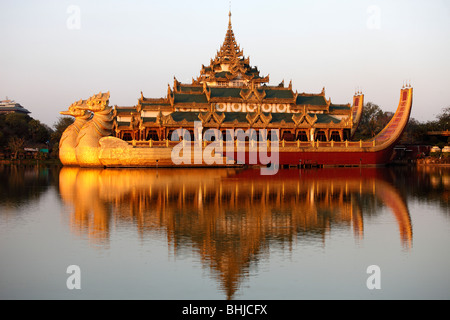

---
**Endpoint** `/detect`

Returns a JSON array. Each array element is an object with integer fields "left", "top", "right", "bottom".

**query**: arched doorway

[
  {"left": 146, "top": 130, "right": 159, "bottom": 141},
  {"left": 281, "top": 131, "right": 295, "bottom": 141},
  {"left": 296, "top": 131, "right": 309, "bottom": 141},
  {"left": 330, "top": 131, "right": 341, "bottom": 142},
  {"left": 315, "top": 130, "right": 327, "bottom": 142},
  {"left": 122, "top": 132, "right": 133, "bottom": 141}
]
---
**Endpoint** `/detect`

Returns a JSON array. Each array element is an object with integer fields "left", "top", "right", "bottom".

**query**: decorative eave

[
  {"left": 161, "top": 114, "right": 192, "bottom": 127},
  {"left": 239, "top": 82, "right": 266, "bottom": 101},
  {"left": 246, "top": 107, "right": 272, "bottom": 127},
  {"left": 228, "top": 63, "right": 248, "bottom": 76},
  {"left": 198, "top": 106, "right": 226, "bottom": 127},
  {"left": 292, "top": 112, "right": 318, "bottom": 127}
]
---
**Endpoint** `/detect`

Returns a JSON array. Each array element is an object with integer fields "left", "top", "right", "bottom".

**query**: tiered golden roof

[
  {"left": 196, "top": 11, "right": 269, "bottom": 87},
  {"left": 109, "top": 10, "right": 358, "bottom": 143}
]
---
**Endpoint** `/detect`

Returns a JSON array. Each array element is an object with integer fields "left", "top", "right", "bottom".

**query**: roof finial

[{"left": 229, "top": 0, "right": 232, "bottom": 22}]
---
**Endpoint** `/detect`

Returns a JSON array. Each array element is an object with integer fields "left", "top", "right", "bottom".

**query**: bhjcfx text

[{"left": 181, "top": 304, "right": 268, "bottom": 317}]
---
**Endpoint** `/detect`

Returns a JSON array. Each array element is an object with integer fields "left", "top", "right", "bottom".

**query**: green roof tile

[
  {"left": 265, "top": 89, "right": 294, "bottom": 99},
  {"left": 210, "top": 87, "right": 242, "bottom": 98},
  {"left": 270, "top": 113, "right": 294, "bottom": 123},
  {"left": 314, "top": 114, "right": 340, "bottom": 124},
  {"left": 329, "top": 104, "right": 351, "bottom": 111},
  {"left": 174, "top": 93, "right": 208, "bottom": 104},
  {"left": 179, "top": 86, "right": 203, "bottom": 93},
  {"left": 296, "top": 95, "right": 327, "bottom": 106},
  {"left": 170, "top": 112, "right": 201, "bottom": 122},
  {"left": 223, "top": 112, "right": 248, "bottom": 123}
]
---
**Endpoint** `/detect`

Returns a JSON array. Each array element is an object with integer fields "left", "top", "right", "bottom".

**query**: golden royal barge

[{"left": 59, "top": 11, "right": 413, "bottom": 169}]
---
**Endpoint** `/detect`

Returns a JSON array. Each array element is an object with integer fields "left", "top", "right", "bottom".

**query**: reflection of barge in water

[
  {"left": 58, "top": 11, "right": 413, "bottom": 168},
  {"left": 59, "top": 166, "right": 412, "bottom": 299}
]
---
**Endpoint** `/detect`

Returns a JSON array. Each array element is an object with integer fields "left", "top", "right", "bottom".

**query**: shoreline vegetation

[{"left": 0, "top": 159, "right": 62, "bottom": 166}]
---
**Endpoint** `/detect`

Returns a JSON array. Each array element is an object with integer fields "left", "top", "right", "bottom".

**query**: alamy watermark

[
  {"left": 66, "top": 265, "right": 81, "bottom": 290},
  {"left": 366, "top": 265, "right": 381, "bottom": 290},
  {"left": 66, "top": 5, "right": 81, "bottom": 30},
  {"left": 367, "top": 5, "right": 381, "bottom": 30},
  {"left": 170, "top": 121, "right": 279, "bottom": 175}
]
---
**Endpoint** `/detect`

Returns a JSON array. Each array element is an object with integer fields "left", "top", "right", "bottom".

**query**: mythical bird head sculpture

[
  {"left": 60, "top": 99, "right": 91, "bottom": 117},
  {"left": 78, "top": 91, "right": 111, "bottom": 112}
]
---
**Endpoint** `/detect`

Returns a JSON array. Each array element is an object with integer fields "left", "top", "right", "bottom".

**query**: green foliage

[
  {"left": 353, "top": 102, "right": 392, "bottom": 140},
  {"left": 405, "top": 107, "right": 450, "bottom": 145},
  {"left": 354, "top": 103, "right": 450, "bottom": 146},
  {"left": 52, "top": 117, "right": 74, "bottom": 141},
  {"left": 28, "top": 119, "right": 51, "bottom": 143},
  {"left": 0, "top": 113, "right": 52, "bottom": 158},
  {"left": 0, "top": 113, "right": 76, "bottom": 159},
  {"left": 8, "top": 136, "right": 25, "bottom": 159},
  {"left": 437, "top": 107, "right": 450, "bottom": 129},
  {"left": 401, "top": 118, "right": 429, "bottom": 144}
]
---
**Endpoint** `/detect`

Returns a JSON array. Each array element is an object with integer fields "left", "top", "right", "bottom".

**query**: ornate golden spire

[
  {"left": 196, "top": 9, "right": 268, "bottom": 86},
  {"left": 216, "top": 9, "right": 243, "bottom": 63}
]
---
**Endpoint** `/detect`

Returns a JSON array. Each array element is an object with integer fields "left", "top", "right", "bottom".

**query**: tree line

[
  {"left": 353, "top": 103, "right": 449, "bottom": 148},
  {"left": 0, "top": 113, "right": 73, "bottom": 159}
]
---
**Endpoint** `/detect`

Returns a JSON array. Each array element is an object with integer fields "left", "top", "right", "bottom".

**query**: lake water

[{"left": 0, "top": 164, "right": 449, "bottom": 300}]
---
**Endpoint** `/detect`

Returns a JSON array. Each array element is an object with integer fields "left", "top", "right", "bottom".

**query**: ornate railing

[{"left": 125, "top": 138, "right": 383, "bottom": 149}]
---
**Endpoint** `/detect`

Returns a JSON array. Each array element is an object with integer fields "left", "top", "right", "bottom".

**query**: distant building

[{"left": 0, "top": 98, "right": 31, "bottom": 115}]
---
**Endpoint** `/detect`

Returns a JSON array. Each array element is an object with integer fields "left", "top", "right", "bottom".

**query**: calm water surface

[{"left": 0, "top": 165, "right": 449, "bottom": 300}]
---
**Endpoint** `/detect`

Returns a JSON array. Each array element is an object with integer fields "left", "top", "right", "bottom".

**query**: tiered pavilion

[{"left": 114, "top": 11, "right": 359, "bottom": 144}]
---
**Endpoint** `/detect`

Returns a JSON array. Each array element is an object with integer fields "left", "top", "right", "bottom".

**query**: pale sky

[{"left": 1, "top": 0, "right": 449, "bottom": 127}]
